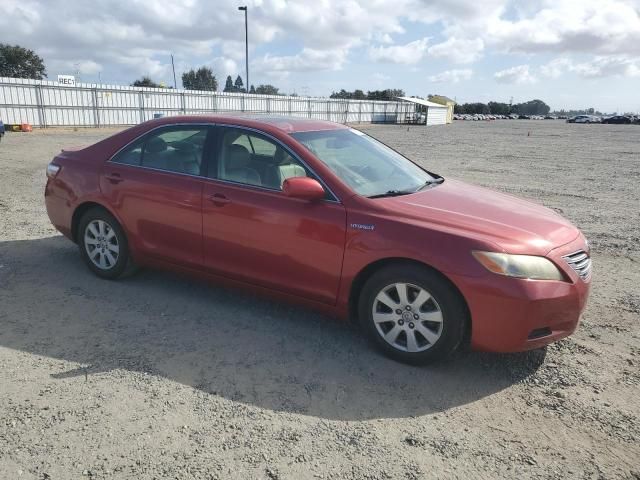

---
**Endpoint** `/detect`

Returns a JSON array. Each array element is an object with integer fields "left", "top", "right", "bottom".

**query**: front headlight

[{"left": 472, "top": 251, "right": 564, "bottom": 281}]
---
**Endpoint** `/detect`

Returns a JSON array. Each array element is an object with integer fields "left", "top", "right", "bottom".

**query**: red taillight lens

[{"left": 46, "top": 163, "right": 61, "bottom": 179}]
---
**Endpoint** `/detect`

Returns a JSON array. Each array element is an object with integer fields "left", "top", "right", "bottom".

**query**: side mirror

[{"left": 282, "top": 177, "right": 325, "bottom": 201}]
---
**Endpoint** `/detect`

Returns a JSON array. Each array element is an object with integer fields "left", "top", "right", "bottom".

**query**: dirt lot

[{"left": 0, "top": 120, "right": 638, "bottom": 479}]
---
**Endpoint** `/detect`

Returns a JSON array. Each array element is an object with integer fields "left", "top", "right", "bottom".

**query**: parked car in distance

[
  {"left": 0, "top": 120, "right": 5, "bottom": 142},
  {"left": 45, "top": 115, "right": 592, "bottom": 364},
  {"left": 602, "top": 115, "right": 632, "bottom": 124},
  {"left": 572, "top": 115, "right": 600, "bottom": 124}
]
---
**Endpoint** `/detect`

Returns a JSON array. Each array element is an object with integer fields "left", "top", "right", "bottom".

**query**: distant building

[
  {"left": 397, "top": 97, "right": 449, "bottom": 126},
  {"left": 428, "top": 95, "right": 456, "bottom": 124}
]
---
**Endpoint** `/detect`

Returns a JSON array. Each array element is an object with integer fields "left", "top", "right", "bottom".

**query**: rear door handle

[
  {"left": 208, "top": 193, "right": 230, "bottom": 206},
  {"left": 105, "top": 173, "right": 123, "bottom": 184}
]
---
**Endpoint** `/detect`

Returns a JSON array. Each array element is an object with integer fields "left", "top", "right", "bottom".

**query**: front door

[{"left": 201, "top": 126, "right": 347, "bottom": 304}]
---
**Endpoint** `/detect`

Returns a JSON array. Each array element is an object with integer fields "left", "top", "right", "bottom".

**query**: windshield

[{"left": 290, "top": 128, "right": 437, "bottom": 197}]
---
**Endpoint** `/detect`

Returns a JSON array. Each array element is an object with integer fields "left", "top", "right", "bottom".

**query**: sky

[{"left": 2, "top": 0, "right": 640, "bottom": 113}]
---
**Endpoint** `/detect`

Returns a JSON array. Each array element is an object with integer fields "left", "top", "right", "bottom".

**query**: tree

[
  {"left": 367, "top": 89, "right": 404, "bottom": 101},
  {"left": 234, "top": 75, "right": 245, "bottom": 93},
  {"left": 454, "top": 102, "right": 490, "bottom": 114},
  {"left": 353, "top": 89, "right": 366, "bottom": 100},
  {"left": 182, "top": 67, "right": 217, "bottom": 91},
  {"left": 255, "top": 84, "right": 280, "bottom": 95},
  {"left": 488, "top": 101, "right": 511, "bottom": 115},
  {"left": 0, "top": 44, "right": 47, "bottom": 79},
  {"left": 223, "top": 75, "right": 234, "bottom": 92},
  {"left": 512, "top": 99, "right": 550, "bottom": 115},
  {"left": 132, "top": 76, "right": 160, "bottom": 88},
  {"left": 249, "top": 84, "right": 256, "bottom": 94},
  {"left": 330, "top": 89, "right": 352, "bottom": 99}
]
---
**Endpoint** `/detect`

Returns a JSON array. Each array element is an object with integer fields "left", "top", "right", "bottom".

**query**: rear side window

[
  {"left": 112, "top": 126, "right": 209, "bottom": 176},
  {"left": 112, "top": 140, "right": 143, "bottom": 166}
]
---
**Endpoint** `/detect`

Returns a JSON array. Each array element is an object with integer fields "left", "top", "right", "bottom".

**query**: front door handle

[
  {"left": 105, "top": 172, "right": 123, "bottom": 184},
  {"left": 208, "top": 193, "right": 230, "bottom": 206}
]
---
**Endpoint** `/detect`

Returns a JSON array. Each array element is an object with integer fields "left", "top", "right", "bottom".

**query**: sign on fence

[{"left": 57, "top": 75, "right": 76, "bottom": 86}]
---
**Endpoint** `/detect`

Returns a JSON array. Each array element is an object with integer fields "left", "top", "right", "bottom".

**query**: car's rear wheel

[
  {"left": 78, "top": 208, "right": 133, "bottom": 279},
  {"left": 358, "top": 264, "right": 467, "bottom": 365}
]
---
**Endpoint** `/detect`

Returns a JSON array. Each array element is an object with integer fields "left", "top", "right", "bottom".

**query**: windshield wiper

[
  {"left": 367, "top": 190, "right": 414, "bottom": 199},
  {"left": 415, "top": 177, "right": 444, "bottom": 191}
]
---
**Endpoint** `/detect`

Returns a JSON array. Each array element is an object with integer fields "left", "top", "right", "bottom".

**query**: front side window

[
  {"left": 291, "top": 128, "right": 437, "bottom": 197},
  {"left": 213, "top": 127, "right": 309, "bottom": 189},
  {"left": 112, "top": 127, "right": 208, "bottom": 176}
]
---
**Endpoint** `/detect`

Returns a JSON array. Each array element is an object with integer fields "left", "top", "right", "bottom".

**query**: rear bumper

[
  {"left": 45, "top": 183, "right": 74, "bottom": 240},
  {"left": 450, "top": 237, "right": 591, "bottom": 353}
]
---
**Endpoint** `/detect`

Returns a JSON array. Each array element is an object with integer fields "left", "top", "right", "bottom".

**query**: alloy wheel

[
  {"left": 372, "top": 282, "right": 443, "bottom": 352},
  {"left": 84, "top": 219, "right": 120, "bottom": 270}
]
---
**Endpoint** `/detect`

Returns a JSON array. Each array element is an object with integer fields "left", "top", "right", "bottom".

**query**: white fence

[{"left": 0, "top": 77, "right": 416, "bottom": 127}]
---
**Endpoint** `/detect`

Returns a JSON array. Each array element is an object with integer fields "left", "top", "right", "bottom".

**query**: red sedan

[{"left": 45, "top": 115, "right": 591, "bottom": 364}]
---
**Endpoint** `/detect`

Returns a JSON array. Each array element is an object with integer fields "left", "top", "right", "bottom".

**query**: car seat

[
  {"left": 224, "top": 144, "right": 261, "bottom": 186},
  {"left": 263, "top": 148, "right": 306, "bottom": 188}
]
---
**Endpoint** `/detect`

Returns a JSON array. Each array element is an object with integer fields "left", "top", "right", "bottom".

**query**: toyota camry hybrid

[{"left": 45, "top": 115, "right": 592, "bottom": 364}]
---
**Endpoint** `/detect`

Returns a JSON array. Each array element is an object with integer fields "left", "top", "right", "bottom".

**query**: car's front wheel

[
  {"left": 358, "top": 264, "right": 467, "bottom": 365},
  {"left": 78, "top": 207, "right": 133, "bottom": 279}
]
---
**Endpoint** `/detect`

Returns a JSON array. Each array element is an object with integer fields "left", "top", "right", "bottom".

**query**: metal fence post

[
  {"left": 181, "top": 92, "right": 186, "bottom": 114},
  {"left": 138, "top": 91, "right": 145, "bottom": 123},
  {"left": 358, "top": 101, "right": 362, "bottom": 123},
  {"left": 213, "top": 93, "right": 218, "bottom": 112},
  {"left": 92, "top": 88, "right": 100, "bottom": 128},
  {"left": 308, "top": 99, "right": 312, "bottom": 118},
  {"left": 34, "top": 85, "right": 45, "bottom": 128}
]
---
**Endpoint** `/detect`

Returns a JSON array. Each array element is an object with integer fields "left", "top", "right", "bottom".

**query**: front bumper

[{"left": 450, "top": 236, "right": 591, "bottom": 353}]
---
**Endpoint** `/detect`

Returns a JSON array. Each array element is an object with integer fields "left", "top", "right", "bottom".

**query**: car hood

[{"left": 379, "top": 179, "right": 580, "bottom": 255}]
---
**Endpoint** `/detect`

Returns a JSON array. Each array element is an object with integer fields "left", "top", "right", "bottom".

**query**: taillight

[{"left": 46, "top": 163, "right": 61, "bottom": 179}]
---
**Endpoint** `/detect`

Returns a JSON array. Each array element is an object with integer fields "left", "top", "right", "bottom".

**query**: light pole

[
  {"left": 238, "top": 6, "right": 249, "bottom": 92},
  {"left": 170, "top": 54, "right": 177, "bottom": 89}
]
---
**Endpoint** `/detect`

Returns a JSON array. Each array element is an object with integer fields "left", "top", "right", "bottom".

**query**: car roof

[{"left": 145, "top": 114, "right": 349, "bottom": 134}]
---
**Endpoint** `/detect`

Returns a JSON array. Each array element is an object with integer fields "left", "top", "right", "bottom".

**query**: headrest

[
  {"left": 172, "top": 141, "right": 196, "bottom": 152},
  {"left": 227, "top": 144, "right": 250, "bottom": 169},
  {"left": 146, "top": 137, "right": 167, "bottom": 153},
  {"left": 274, "top": 147, "right": 293, "bottom": 165}
]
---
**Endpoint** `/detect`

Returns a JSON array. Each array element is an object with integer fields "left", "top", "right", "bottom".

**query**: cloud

[
  {"left": 540, "top": 55, "right": 640, "bottom": 78},
  {"left": 487, "top": 0, "right": 640, "bottom": 56},
  {"left": 369, "top": 38, "right": 429, "bottom": 64},
  {"left": 211, "top": 57, "right": 239, "bottom": 79},
  {"left": 428, "top": 38, "right": 484, "bottom": 64},
  {"left": 0, "top": 0, "right": 639, "bottom": 101},
  {"left": 494, "top": 65, "right": 537, "bottom": 84},
  {"left": 428, "top": 69, "right": 473, "bottom": 83},
  {"left": 253, "top": 48, "right": 349, "bottom": 77},
  {"left": 540, "top": 58, "right": 573, "bottom": 78}
]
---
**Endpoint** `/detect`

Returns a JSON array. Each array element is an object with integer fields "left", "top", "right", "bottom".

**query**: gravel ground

[{"left": 0, "top": 120, "right": 638, "bottom": 479}]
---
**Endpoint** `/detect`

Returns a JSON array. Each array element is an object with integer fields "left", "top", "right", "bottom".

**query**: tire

[
  {"left": 358, "top": 264, "right": 467, "bottom": 365},
  {"left": 77, "top": 207, "right": 135, "bottom": 280}
]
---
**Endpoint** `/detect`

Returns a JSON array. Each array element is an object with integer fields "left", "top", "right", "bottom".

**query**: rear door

[{"left": 100, "top": 125, "right": 212, "bottom": 268}]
